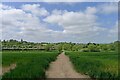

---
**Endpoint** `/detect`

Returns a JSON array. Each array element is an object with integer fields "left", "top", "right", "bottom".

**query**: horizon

[
  {"left": 1, "top": 2, "right": 118, "bottom": 43},
  {"left": 1, "top": 39, "right": 118, "bottom": 44}
]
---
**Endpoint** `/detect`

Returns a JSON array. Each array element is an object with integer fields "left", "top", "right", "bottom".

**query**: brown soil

[
  {"left": 46, "top": 52, "right": 90, "bottom": 78},
  {"left": 0, "top": 63, "right": 16, "bottom": 76}
]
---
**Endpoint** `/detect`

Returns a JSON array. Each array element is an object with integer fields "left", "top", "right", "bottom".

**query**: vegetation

[
  {"left": 1, "top": 39, "right": 119, "bottom": 52},
  {"left": 1, "top": 39, "right": 119, "bottom": 79},
  {"left": 2, "top": 51, "right": 59, "bottom": 79},
  {"left": 66, "top": 51, "right": 118, "bottom": 79}
]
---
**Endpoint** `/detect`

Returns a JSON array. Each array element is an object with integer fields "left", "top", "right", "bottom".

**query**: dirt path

[
  {"left": 46, "top": 52, "right": 90, "bottom": 78},
  {"left": 0, "top": 63, "right": 16, "bottom": 76}
]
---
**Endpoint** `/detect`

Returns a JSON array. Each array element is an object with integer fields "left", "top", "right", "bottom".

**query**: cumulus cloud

[
  {"left": 22, "top": 4, "right": 49, "bottom": 16},
  {"left": 85, "top": 7, "right": 97, "bottom": 14},
  {"left": 44, "top": 7, "right": 105, "bottom": 39},
  {"left": 1, "top": 4, "right": 52, "bottom": 42},
  {"left": 0, "top": 4, "right": 13, "bottom": 10},
  {"left": 1, "top": 3, "right": 118, "bottom": 43}
]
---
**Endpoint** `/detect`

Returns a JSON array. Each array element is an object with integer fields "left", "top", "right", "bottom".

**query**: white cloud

[
  {"left": 109, "top": 22, "right": 118, "bottom": 34},
  {"left": 40, "top": 0, "right": 119, "bottom": 2},
  {"left": 1, "top": 3, "right": 118, "bottom": 43},
  {"left": 22, "top": 4, "right": 49, "bottom": 16},
  {"left": 1, "top": 4, "right": 52, "bottom": 42},
  {"left": 85, "top": 7, "right": 97, "bottom": 14},
  {"left": 44, "top": 7, "right": 105, "bottom": 39},
  {"left": 51, "top": 9, "right": 67, "bottom": 15},
  {"left": 43, "top": 5, "right": 118, "bottom": 43},
  {"left": 97, "top": 3, "right": 118, "bottom": 14},
  {"left": 41, "top": 0, "right": 88, "bottom": 2},
  {"left": 109, "top": 21, "right": 118, "bottom": 39},
  {"left": 0, "top": 4, "right": 13, "bottom": 10},
  {"left": 1, "top": 0, "right": 119, "bottom": 2}
]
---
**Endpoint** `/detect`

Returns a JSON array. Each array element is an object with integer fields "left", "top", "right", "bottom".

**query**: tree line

[{"left": 1, "top": 39, "right": 119, "bottom": 52}]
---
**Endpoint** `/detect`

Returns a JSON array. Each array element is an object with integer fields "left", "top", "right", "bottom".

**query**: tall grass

[
  {"left": 2, "top": 51, "right": 59, "bottom": 79},
  {"left": 66, "top": 52, "right": 118, "bottom": 79}
]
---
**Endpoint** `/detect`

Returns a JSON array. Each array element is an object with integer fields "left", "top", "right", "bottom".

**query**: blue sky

[
  {"left": 1, "top": 2, "right": 118, "bottom": 43},
  {"left": 3, "top": 2, "right": 118, "bottom": 28}
]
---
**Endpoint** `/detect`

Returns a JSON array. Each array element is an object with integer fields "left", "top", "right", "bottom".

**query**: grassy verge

[{"left": 66, "top": 51, "right": 118, "bottom": 79}]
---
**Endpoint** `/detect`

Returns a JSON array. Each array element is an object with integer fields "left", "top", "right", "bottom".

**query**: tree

[
  {"left": 88, "top": 44, "right": 100, "bottom": 52},
  {"left": 72, "top": 45, "right": 80, "bottom": 51},
  {"left": 21, "top": 39, "right": 23, "bottom": 43},
  {"left": 45, "top": 44, "right": 52, "bottom": 51},
  {"left": 62, "top": 43, "right": 72, "bottom": 51},
  {"left": 57, "top": 44, "right": 63, "bottom": 52}
]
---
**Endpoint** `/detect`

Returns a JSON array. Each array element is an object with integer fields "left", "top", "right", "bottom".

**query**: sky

[{"left": 0, "top": 2, "right": 118, "bottom": 43}]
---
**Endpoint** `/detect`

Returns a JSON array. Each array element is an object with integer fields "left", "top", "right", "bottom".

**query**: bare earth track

[
  {"left": 46, "top": 52, "right": 90, "bottom": 78},
  {"left": 0, "top": 63, "right": 16, "bottom": 76}
]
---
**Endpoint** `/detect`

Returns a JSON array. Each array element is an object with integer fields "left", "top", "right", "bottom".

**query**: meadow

[
  {"left": 66, "top": 51, "right": 118, "bottom": 79},
  {"left": 1, "top": 39, "right": 119, "bottom": 79},
  {"left": 2, "top": 50, "right": 59, "bottom": 79}
]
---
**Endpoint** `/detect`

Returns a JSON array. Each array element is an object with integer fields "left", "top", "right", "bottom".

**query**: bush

[{"left": 81, "top": 48, "right": 89, "bottom": 52}]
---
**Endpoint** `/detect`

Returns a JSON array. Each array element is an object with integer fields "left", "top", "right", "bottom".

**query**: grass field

[
  {"left": 66, "top": 51, "right": 118, "bottom": 79},
  {"left": 2, "top": 50, "right": 59, "bottom": 79}
]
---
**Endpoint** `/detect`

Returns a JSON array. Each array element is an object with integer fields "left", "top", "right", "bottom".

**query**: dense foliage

[
  {"left": 2, "top": 51, "right": 59, "bottom": 79},
  {"left": 66, "top": 51, "right": 118, "bottom": 79},
  {"left": 1, "top": 39, "right": 119, "bottom": 52}
]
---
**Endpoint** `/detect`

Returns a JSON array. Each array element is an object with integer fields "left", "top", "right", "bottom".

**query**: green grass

[
  {"left": 66, "top": 51, "right": 118, "bottom": 79},
  {"left": 2, "top": 50, "right": 59, "bottom": 79}
]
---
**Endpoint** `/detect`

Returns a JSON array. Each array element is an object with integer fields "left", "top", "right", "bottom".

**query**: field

[
  {"left": 66, "top": 51, "right": 118, "bottom": 79},
  {"left": 1, "top": 50, "right": 119, "bottom": 79},
  {"left": 2, "top": 50, "right": 59, "bottom": 79}
]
